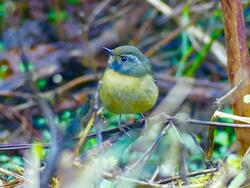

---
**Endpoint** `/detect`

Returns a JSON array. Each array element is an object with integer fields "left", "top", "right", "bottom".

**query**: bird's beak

[{"left": 103, "top": 47, "right": 113, "bottom": 56}]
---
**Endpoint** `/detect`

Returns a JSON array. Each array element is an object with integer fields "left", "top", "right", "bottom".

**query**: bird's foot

[
  {"left": 118, "top": 115, "right": 131, "bottom": 137},
  {"left": 140, "top": 113, "right": 148, "bottom": 128},
  {"left": 118, "top": 124, "right": 131, "bottom": 137}
]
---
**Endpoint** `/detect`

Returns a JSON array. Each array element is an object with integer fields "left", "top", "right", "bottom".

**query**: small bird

[{"left": 99, "top": 45, "right": 158, "bottom": 122}]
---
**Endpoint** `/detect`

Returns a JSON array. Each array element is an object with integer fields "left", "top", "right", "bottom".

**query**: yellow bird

[{"left": 99, "top": 45, "right": 158, "bottom": 124}]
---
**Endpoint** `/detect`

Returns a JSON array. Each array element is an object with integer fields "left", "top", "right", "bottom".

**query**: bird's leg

[
  {"left": 118, "top": 114, "right": 131, "bottom": 137},
  {"left": 140, "top": 113, "right": 147, "bottom": 128}
]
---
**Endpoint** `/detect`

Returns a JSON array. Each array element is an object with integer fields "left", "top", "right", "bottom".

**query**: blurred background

[{"left": 0, "top": 0, "right": 249, "bottom": 187}]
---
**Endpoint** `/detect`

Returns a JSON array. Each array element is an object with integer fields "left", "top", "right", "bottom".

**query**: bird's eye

[{"left": 120, "top": 56, "right": 128, "bottom": 62}]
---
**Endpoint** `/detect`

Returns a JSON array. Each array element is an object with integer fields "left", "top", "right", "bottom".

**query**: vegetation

[{"left": 0, "top": 0, "right": 249, "bottom": 187}]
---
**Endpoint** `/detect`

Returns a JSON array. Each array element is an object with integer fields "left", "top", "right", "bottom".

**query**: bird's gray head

[{"left": 103, "top": 45, "right": 152, "bottom": 77}]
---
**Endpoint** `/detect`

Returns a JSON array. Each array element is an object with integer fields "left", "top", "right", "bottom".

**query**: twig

[
  {"left": 205, "top": 116, "right": 217, "bottom": 167},
  {"left": 94, "top": 80, "right": 103, "bottom": 150},
  {"left": 214, "top": 80, "right": 243, "bottom": 110},
  {"left": 3, "top": 73, "right": 228, "bottom": 113},
  {"left": 145, "top": 0, "right": 172, "bottom": 16},
  {"left": 241, "top": 183, "right": 250, "bottom": 188},
  {"left": 0, "top": 104, "right": 40, "bottom": 138},
  {"left": 80, "top": 0, "right": 111, "bottom": 76},
  {"left": 41, "top": 74, "right": 98, "bottom": 98},
  {"left": 0, "top": 91, "right": 34, "bottom": 100},
  {"left": 73, "top": 113, "right": 95, "bottom": 157},
  {"left": 164, "top": 114, "right": 250, "bottom": 128},
  {"left": 87, "top": 0, "right": 112, "bottom": 27},
  {"left": 103, "top": 168, "right": 213, "bottom": 188},
  {"left": 180, "top": 146, "right": 188, "bottom": 185},
  {"left": 0, "top": 180, "right": 23, "bottom": 188},
  {"left": 156, "top": 167, "right": 218, "bottom": 184},
  {"left": 0, "top": 143, "right": 51, "bottom": 151},
  {"left": 213, "top": 111, "right": 250, "bottom": 124},
  {"left": 19, "top": 49, "right": 60, "bottom": 187},
  {"left": 132, "top": 7, "right": 156, "bottom": 43},
  {"left": 189, "top": 2, "right": 216, "bottom": 13},
  {"left": 93, "top": 5, "right": 132, "bottom": 27},
  {"left": 103, "top": 171, "right": 161, "bottom": 188},
  {"left": 146, "top": 0, "right": 227, "bottom": 66},
  {"left": 0, "top": 167, "right": 24, "bottom": 181},
  {"left": 169, "top": 121, "right": 188, "bottom": 185},
  {"left": 12, "top": 100, "right": 37, "bottom": 112},
  {"left": 0, "top": 121, "right": 144, "bottom": 151},
  {"left": 53, "top": 0, "right": 64, "bottom": 40},
  {"left": 149, "top": 166, "right": 160, "bottom": 183},
  {"left": 4, "top": 112, "right": 250, "bottom": 151},
  {"left": 125, "top": 123, "right": 171, "bottom": 175},
  {"left": 0, "top": 90, "right": 36, "bottom": 113},
  {"left": 205, "top": 79, "right": 243, "bottom": 164},
  {"left": 145, "top": 18, "right": 198, "bottom": 57}
]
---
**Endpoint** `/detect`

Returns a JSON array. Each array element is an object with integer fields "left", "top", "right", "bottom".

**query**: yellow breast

[{"left": 99, "top": 69, "right": 158, "bottom": 114}]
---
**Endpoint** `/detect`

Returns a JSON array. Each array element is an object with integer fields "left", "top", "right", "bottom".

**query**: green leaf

[
  {"left": 67, "top": 0, "right": 81, "bottom": 4},
  {"left": 48, "top": 10, "right": 67, "bottom": 23},
  {"left": 60, "top": 110, "right": 72, "bottom": 122},
  {"left": 181, "top": 5, "right": 190, "bottom": 55},
  {"left": 36, "top": 79, "right": 47, "bottom": 89},
  {"left": 19, "top": 62, "right": 33, "bottom": 72},
  {"left": 31, "top": 142, "right": 45, "bottom": 160},
  {"left": 185, "top": 28, "right": 222, "bottom": 76},
  {"left": 215, "top": 131, "right": 229, "bottom": 146},
  {"left": 0, "top": 154, "right": 10, "bottom": 163},
  {"left": 176, "top": 5, "right": 190, "bottom": 77}
]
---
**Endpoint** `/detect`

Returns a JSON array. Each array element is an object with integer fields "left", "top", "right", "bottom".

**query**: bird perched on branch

[{"left": 100, "top": 45, "right": 158, "bottom": 127}]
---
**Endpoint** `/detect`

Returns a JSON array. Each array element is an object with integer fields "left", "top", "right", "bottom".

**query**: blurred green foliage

[
  {"left": 0, "top": 1, "right": 246, "bottom": 185},
  {"left": 48, "top": 10, "right": 67, "bottom": 24}
]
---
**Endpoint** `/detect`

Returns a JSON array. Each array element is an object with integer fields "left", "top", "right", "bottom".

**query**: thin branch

[
  {"left": 87, "top": 0, "right": 112, "bottom": 28},
  {"left": 19, "top": 49, "right": 60, "bottom": 187},
  {"left": 0, "top": 104, "right": 40, "bottom": 138},
  {"left": 93, "top": 5, "right": 133, "bottom": 27},
  {"left": 103, "top": 171, "right": 162, "bottom": 188},
  {"left": 0, "top": 120, "right": 144, "bottom": 151},
  {"left": 0, "top": 91, "right": 34, "bottom": 100},
  {"left": 94, "top": 80, "right": 103, "bottom": 150},
  {"left": 73, "top": 113, "right": 95, "bottom": 157},
  {"left": 164, "top": 115, "right": 250, "bottom": 128},
  {"left": 104, "top": 170, "right": 208, "bottom": 188},
  {"left": 145, "top": 18, "right": 198, "bottom": 57},
  {"left": 214, "top": 80, "right": 243, "bottom": 110},
  {"left": 0, "top": 180, "right": 23, "bottom": 188},
  {"left": 169, "top": 121, "right": 188, "bottom": 184},
  {"left": 0, "top": 167, "right": 24, "bottom": 181},
  {"left": 41, "top": 74, "right": 98, "bottom": 98},
  {"left": 156, "top": 167, "right": 218, "bottom": 184},
  {"left": 125, "top": 124, "right": 170, "bottom": 175},
  {"left": 180, "top": 146, "right": 188, "bottom": 185},
  {"left": 205, "top": 79, "right": 243, "bottom": 163},
  {"left": 3, "top": 112, "right": 250, "bottom": 151},
  {"left": 149, "top": 166, "right": 160, "bottom": 183},
  {"left": 5, "top": 73, "right": 228, "bottom": 113}
]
